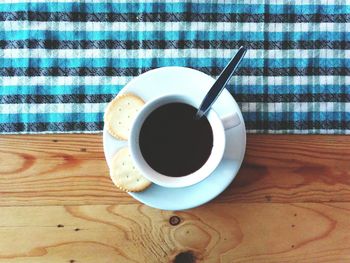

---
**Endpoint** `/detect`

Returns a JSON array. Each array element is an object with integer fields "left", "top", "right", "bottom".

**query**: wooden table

[{"left": 1, "top": 134, "right": 349, "bottom": 262}]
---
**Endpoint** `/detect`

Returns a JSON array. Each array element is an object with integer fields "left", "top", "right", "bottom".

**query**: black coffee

[{"left": 139, "top": 103, "right": 213, "bottom": 177}]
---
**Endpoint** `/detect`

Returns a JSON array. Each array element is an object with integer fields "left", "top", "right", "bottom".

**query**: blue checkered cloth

[{"left": 0, "top": 0, "right": 349, "bottom": 134}]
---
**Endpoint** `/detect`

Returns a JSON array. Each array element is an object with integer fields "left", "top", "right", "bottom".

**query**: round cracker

[
  {"left": 110, "top": 147, "right": 151, "bottom": 192},
  {"left": 104, "top": 93, "right": 144, "bottom": 140}
]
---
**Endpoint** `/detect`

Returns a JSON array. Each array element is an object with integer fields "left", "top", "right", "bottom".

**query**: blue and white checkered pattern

[{"left": 0, "top": 0, "right": 349, "bottom": 134}]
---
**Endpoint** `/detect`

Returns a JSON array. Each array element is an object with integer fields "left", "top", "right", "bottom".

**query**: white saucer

[{"left": 103, "top": 67, "right": 246, "bottom": 210}]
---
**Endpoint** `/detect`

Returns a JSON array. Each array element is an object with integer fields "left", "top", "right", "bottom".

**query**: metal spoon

[{"left": 195, "top": 46, "right": 247, "bottom": 119}]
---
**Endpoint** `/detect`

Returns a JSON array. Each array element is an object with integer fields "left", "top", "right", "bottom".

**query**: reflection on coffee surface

[{"left": 139, "top": 103, "right": 213, "bottom": 177}]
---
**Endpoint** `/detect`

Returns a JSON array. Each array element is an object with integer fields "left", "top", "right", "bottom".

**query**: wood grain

[
  {"left": 0, "top": 203, "right": 350, "bottom": 262},
  {"left": 1, "top": 134, "right": 350, "bottom": 262},
  {"left": 0, "top": 134, "right": 350, "bottom": 206}
]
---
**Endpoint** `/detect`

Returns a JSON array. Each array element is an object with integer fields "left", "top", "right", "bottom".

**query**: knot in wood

[
  {"left": 174, "top": 251, "right": 196, "bottom": 263},
  {"left": 169, "top": 216, "right": 181, "bottom": 226}
]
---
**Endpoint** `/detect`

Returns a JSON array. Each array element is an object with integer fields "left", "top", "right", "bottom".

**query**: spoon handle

[{"left": 196, "top": 46, "right": 247, "bottom": 119}]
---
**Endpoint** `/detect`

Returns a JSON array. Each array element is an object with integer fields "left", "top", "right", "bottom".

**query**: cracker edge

[
  {"left": 109, "top": 147, "right": 152, "bottom": 192},
  {"left": 104, "top": 93, "right": 145, "bottom": 140},
  {"left": 115, "top": 182, "right": 151, "bottom": 193}
]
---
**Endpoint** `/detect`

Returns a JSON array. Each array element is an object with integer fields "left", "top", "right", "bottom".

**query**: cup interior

[{"left": 129, "top": 95, "right": 226, "bottom": 188}]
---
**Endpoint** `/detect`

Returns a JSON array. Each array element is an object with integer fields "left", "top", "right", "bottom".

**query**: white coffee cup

[{"left": 129, "top": 94, "right": 241, "bottom": 188}]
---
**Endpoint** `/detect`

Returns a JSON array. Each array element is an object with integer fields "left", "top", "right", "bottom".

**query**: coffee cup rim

[{"left": 129, "top": 94, "right": 226, "bottom": 188}]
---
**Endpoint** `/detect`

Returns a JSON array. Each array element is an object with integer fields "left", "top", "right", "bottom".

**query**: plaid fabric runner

[{"left": 0, "top": 0, "right": 349, "bottom": 134}]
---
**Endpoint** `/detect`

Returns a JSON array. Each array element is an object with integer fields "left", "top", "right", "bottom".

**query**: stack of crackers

[{"left": 104, "top": 94, "right": 151, "bottom": 192}]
